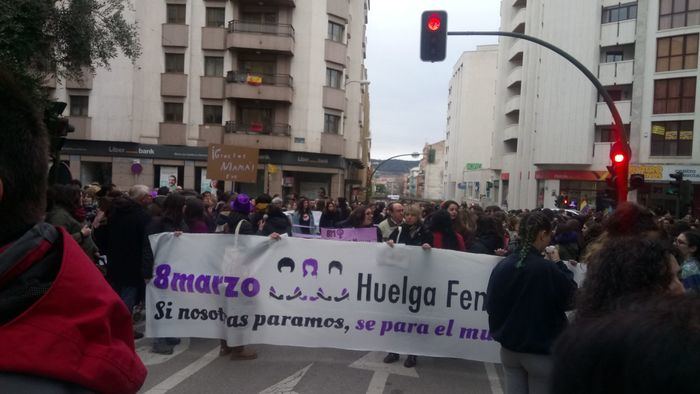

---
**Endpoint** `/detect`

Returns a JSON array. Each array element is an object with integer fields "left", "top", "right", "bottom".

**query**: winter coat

[
  {"left": 0, "top": 223, "right": 146, "bottom": 393},
  {"left": 389, "top": 223, "right": 433, "bottom": 247},
  {"left": 103, "top": 198, "right": 151, "bottom": 286},
  {"left": 46, "top": 206, "right": 99, "bottom": 260}
]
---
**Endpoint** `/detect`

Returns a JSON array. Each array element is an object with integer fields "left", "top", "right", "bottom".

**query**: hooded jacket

[
  {"left": 0, "top": 223, "right": 146, "bottom": 393},
  {"left": 103, "top": 197, "right": 151, "bottom": 286}
]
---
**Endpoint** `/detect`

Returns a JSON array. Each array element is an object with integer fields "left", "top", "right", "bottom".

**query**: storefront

[
  {"left": 60, "top": 140, "right": 357, "bottom": 198},
  {"left": 535, "top": 170, "right": 608, "bottom": 210}
]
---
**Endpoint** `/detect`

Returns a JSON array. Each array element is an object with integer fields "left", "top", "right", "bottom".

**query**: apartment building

[
  {"left": 489, "top": 0, "right": 700, "bottom": 213},
  {"left": 419, "top": 140, "right": 446, "bottom": 200},
  {"left": 444, "top": 46, "right": 499, "bottom": 206},
  {"left": 47, "top": 0, "right": 370, "bottom": 199}
]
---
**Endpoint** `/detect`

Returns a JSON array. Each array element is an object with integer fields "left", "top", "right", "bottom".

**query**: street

[{"left": 136, "top": 324, "right": 504, "bottom": 394}]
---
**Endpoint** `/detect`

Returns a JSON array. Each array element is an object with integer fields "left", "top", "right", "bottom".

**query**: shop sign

[
  {"left": 207, "top": 144, "right": 259, "bottom": 183},
  {"left": 465, "top": 163, "right": 482, "bottom": 171},
  {"left": 628, "top": 165, "right": 700, "bottom": 181}
]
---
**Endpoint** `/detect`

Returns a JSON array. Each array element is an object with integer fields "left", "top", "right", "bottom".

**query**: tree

[{"left": 0, "top": 0, "right": 141, "bottom": 99}]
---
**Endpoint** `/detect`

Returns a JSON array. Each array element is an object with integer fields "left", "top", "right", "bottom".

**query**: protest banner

[
  {"left": 146, "top": 234, "right": 502, "bottom": 363},
  {"left": 320, "top": 227, "right": 378, "bottom": 242}
]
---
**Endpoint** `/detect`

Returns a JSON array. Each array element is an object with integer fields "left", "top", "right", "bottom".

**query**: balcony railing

[
  {"left": 228, "top": 20, "right": 295, "bottom": 38},
  {"left": 226, "top": 71, "right": 293, "bottom": 87},
  {"left": 224, "top": 121, "right": 291, "bottom": 135}
]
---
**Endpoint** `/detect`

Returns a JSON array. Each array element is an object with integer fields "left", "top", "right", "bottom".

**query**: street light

[
  {"left": 345, "top": 79, "right": 371, "bottom": 88},
  {"left": 366, "top": 152, "right": 421, "bottom": 202}
]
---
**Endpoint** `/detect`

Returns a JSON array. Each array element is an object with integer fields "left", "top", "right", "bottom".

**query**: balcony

[
  {"left": 198, "top": 125, "right": 224, "bottom": 146},
  {"left": 325, "top": 39, "right": 347, "bottom": 65},
  {"left": 67, "top": 116, "right": 91, "bottom": 139},
  {"left": 223, "top": 121, "right": 291, "bottom": 150},
  {"left": 225, "top": 71, "right": 293, "bottom": 102},
  {"left": 323, "top": 86, "right": 345, "bottom": 111},
  {"left": 42, "top": 74, "right": 57, "bottom": 89},
  {"left": 161, "top": 73, "right": 188, "bottom": 97},
  {"left": 502, "top": 153, "right": 517, "bottom": 172},
  {"left": 66, "top": 72, "right": 93, "bottom": 90},
  {"left": 503, "top": 124, "right": 519, "bottom": 141},
  {"left": 200, "top": 76, "right": 225, "bottom": 99},
  {"left": 233, "top": 0, "right": 295, "bottom": 5},
  {"left": 202, "top": 27, "right": 226, "bottom": 50},
  {"left": 327, "top": 0, "right": 349, "bottom": 19},
  {"left": 598, "top": 60, "right": 634, "bottom": 86},
  {"left": 162, "top": 24, "right": 189, "bottom": 47},
  {"left": 159, "top": 123, "right": 187, "bottom": 145},
  {"left": 512, "top": 0, "right": 526, "bottom": 7},
  {"left": 321, "top": 132, "right": 345, "bottom": 155},
  {"left": 505, "top": 95, "right": 521, "bottom": 114},
  {"left": 595, "top": 100, "right": 631, "bottom": 125},
  {"left": 600, "top": 19, "right": 636, "bottom": 47},
  {"left": 509, "top": 40, "right": 524, "bottom": 63},
  {"left": 506, "top": 66, "right": 523, "bottom": 88},
  {"left": 511, "top": 7, "right": 526, "bottom": 33},
  {"left": 226, "top": 21, "right": 294, "bottom": 55},
  {"left": 593, "top": 142, "right": 613, "bottom": 166}
]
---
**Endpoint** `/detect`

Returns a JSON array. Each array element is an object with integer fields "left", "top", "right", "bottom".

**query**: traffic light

[
  {"left": 420, "top": 11, "right": 447, "bottom": 62},
  {"left": 606, "top": 141, "right": 631, "bottom": 204},
  {"left": 629, "top": 173, "right": 645, "bottom": 190},
  {"left": 680, "top": 180, "right": 693, "bottom": 205},
  {"left": 668, "top": 171, "right": 683, "bottom": 196},
  {"left": 604, "top": 165, "right": 619, "bottom": 208}
]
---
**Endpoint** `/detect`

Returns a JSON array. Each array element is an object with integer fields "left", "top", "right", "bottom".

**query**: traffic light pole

[{"left": 448, "top": 31, "right": 629, "bottom": 204}]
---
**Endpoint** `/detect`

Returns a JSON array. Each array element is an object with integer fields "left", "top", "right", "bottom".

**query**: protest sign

[
  {"left": 146, "top": 234, "right": 501, "bottom": 363},
  {"left": 207, "top": 144, "right": 259, "bottom": 183}
]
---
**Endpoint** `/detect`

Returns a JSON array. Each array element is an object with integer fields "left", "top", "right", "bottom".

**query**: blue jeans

[{"left": 114, "top": 285, "right": 138, "bottom": 313}]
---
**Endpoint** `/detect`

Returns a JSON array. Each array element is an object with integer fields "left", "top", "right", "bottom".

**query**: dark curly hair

[
  {"left": 516, "top": 211, "right": 552, "bottom": 268},
  {"left": 602, "top": 202, "right": 658, "bottom": 237},
  {"left": 576, "top": 236, "right": 677, "bottom": 319}
]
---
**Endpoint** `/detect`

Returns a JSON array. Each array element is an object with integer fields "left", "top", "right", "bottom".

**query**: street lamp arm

[{"left": 369, "top": 153, "right": 420, "bottom": 182}]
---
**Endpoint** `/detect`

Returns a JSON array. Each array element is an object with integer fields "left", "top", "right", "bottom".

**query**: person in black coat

[
  {"left": 319, "top": 200, "right": 339, "bottom": 229},
  {"left": 486, "top": 211, "right": 577, "bottom": 394},
  {"left": 384, "top": 205, "right": 432, "bottom": 368},
  {"left": 387, "top": 205, "right": 433, "bottom": 248}
]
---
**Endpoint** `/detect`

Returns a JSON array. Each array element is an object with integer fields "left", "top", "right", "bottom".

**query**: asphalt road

[{"left": 136, "top": 328, "right": 505, "bottom": 394}]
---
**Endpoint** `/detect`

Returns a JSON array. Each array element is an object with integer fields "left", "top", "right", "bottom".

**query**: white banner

[{"left": 146, "top": 234, "right": 501, "bottom": 363}]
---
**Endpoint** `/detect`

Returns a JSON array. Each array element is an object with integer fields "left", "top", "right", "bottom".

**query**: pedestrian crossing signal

[{"left": 421, "top": 11, "right": 447, "bottom": 62}]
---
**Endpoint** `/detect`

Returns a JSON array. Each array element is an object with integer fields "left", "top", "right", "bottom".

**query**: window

[
  {"left": 326, "top": 68, "right": 342, "bottom": 89},
  {"left": 328, "top": 21, "right": 344, "bottom": 42},
  {"left": 602, "top": 3, "right": 637, "bottom": 23},
  {"left": 203, "top": 105, "right": 223, "bottom": 124},
  {"left": 659, "top": 0, "right": 700, "bottom": 30},
  {"left": 656, "top": 34, "right": 699, "bottom": 71},
  {"left": 240, "top": 107, "right": 273, "bottom": 132},
  {"left": 166, "top": 4, "right": 186, "bottom": 24},
  {"left": 165, "top": 53, "right": 185, "bottom": 73},
  {"left": 605, "top": 51, "right": 624, "bottom": 62},
  {"left": 204, "top": 56, "right": 224, "bottom": 76},
  {"left": 595, "top": 125, "right": 631, "bottom": 142},
  {"left": 324, "top": 113, "right": 341, "bottom": 134},
  {"left": 653, "top": 77, "right": 696, "bottom": 113},
  {"left": 651, "top": 120, "right": 694, "bottom": 156},
  {"left": 205, "top": 7, "right": 225, "bottom": 27},
  {"left": 164, "top": 103, "right": 183, "bottom": 122},
  {"left": 69, "top": 95, "right": 89, "bottom": 116}
]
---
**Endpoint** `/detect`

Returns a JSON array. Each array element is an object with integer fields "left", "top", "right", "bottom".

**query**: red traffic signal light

[
  {"left": 427, "top": 14, "right": 442, "bottom": 31},
  {"left": 609, "top": 141, "right": 630, "bottom": 165},
  {"left": 421, "top": 11, "right": 447, "bottom": 62}
]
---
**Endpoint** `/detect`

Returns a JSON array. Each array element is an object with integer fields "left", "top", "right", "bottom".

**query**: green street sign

[{"left": 466, "top": 163, "right": 482, "bottom": 171}]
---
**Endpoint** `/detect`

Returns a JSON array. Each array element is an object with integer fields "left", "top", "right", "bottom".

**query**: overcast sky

[{"left": 365, "top": 0, "right": 501, "bottom": 160}]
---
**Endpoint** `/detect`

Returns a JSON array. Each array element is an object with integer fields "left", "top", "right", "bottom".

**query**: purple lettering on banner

[{"left": 320, "top": 227, "right": 376, "bottom": 242}]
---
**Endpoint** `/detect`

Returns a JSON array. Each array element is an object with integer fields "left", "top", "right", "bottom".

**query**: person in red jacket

[{"left": 0, "top": 68, "right": 146, "bottom": 393}]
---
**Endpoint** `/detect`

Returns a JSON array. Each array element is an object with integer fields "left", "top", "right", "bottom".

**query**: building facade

[
  {"left": 420, "top": 140, "right": 446, "bottom": 200},
  {"left": 47, "top": 0, "right": 370, "bottom": 200},
  {"left": 444, "top": 46, "right": 499, "bottom": 206}
]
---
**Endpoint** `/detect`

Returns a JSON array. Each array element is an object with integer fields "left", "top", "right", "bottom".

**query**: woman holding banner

[
  {"left": 339, "top": 205, "right": 382, "bottom": 242},
  {"left": 383, "top": 205, "right": 433, "bottom": 368}
]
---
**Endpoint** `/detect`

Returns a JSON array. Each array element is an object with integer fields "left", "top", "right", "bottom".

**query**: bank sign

[{"left": 629, "top": 165, "right": 700, "bottom": 182}]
